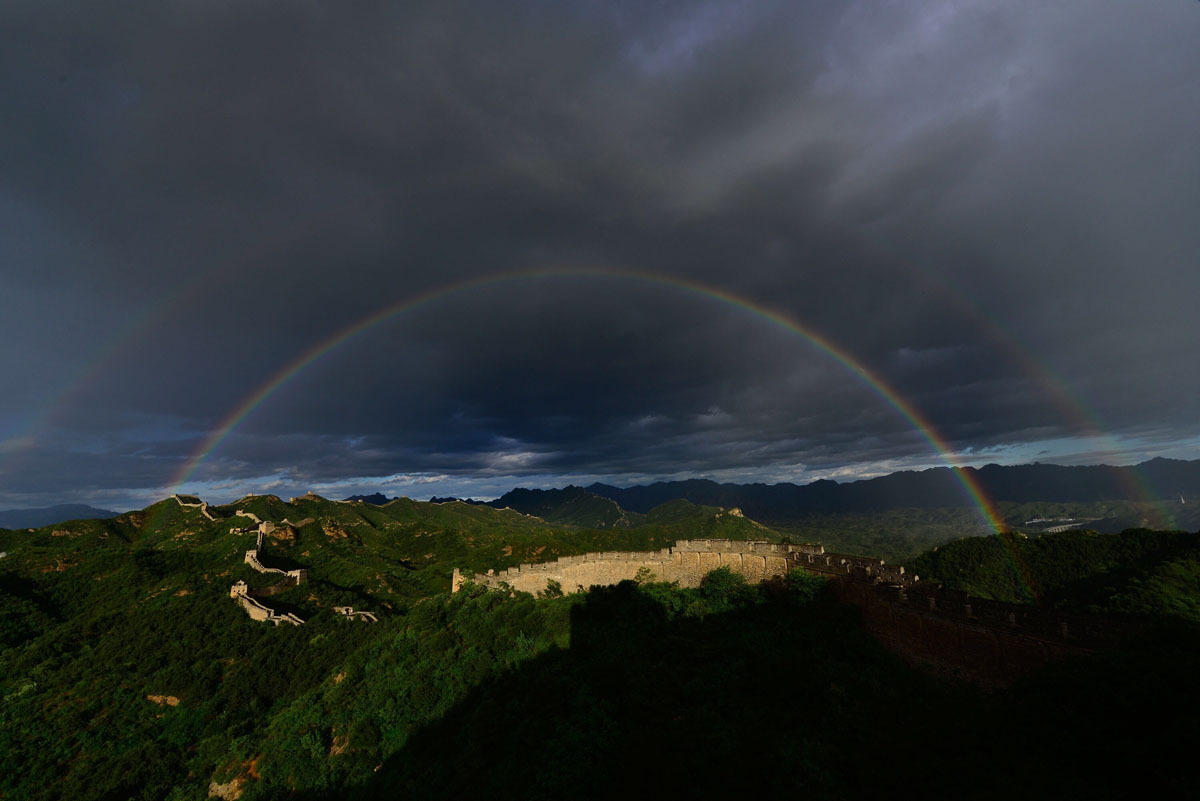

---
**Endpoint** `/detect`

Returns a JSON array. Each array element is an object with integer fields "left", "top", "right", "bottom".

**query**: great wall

[
  {"left": 171, "top": 495, "right": 377, "bottom": 627},
  {"left": 172, "top": 494, "right": 216, "bottom": 521},
  {"left": 452, "top": 539, "right": 825, "bottom": 595},
  {"left": 453, "top": 538, "right": 1145, "bottom": 687},
  {"left": 169, "top": 494, "right": 1139, "bottom": 685}
]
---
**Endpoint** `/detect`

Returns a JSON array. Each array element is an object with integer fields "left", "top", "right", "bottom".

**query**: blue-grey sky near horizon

[{"left": 1, "top": 0, "right": 1198, "bottom": 510}]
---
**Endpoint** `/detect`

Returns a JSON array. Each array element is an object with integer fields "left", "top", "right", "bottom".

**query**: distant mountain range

[
  {"left": 0, "top": 504, "right": 118, "bottom": 529},
  {"left": 343, "top": 493, "right": 396, "bottom": 505},
  {"left": 346, "top": 493, "right": 491, "bottom": 507},
  {"left": 485, "top": 486, "right": 642, "bottom": 528},
  {"left": 7, "top": 458, "right": 1196, "bottom": 532},
  {"left": 484, "top": 458, "right": 1200, "bottom": 524}
]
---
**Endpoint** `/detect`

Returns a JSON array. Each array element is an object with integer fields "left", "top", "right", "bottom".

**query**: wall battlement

[
  {"left": 334, "top": 606, "right": 379, "bottom": 622},
  {"left": 454, "top": 538, "right": 1144, "bottom": 686},
  {"left": 242, "top": 549, "right": 306, "bottom": 583},
  {"left": 229, "top": 580, "right": 304, "bottom": 626},
  {"left": 453, "top": 539, "right": 825, "bottom": 595},
  {"left": 239, "top": 522, "right": 307, "bottom": 584},
  {"left": 168, "top": 495, "right": 339, "bottom": 628},
  {"left": 172, "top": 494, "right": 216, "bottom": 521}
]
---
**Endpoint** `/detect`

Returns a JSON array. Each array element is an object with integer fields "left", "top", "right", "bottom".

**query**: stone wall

[
  {"left": 229, "top": 581, "right": 303, "bottom": 626},
  {"left": 454, "top": 539, "right": 825, "bottom": 595},
  {"left": 242, "top": 549, "right": 304, "bottom": 583},
  {"left": 170, "top": 496, "right": 311, "bottom": 627},
  {"left": 173, "top": 493, "right": 216, "bottom": 521},
  {"left": 241, "top": 521, "right": 305, "bottom": 584},
  {"left": 455, "top": 539, "right": 1144, "bottom": 687},
  {"left": 820, "top": 565, "right": 1142, "bottom": 687},
  {"left": 334, "top": 606, "right": 378, "bottom": 622}
]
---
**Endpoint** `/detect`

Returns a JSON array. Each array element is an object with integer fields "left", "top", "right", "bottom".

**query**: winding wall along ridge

[
  {"left": 172, "top": 493, "right": 215, "bottom": 521},
  {"left": 176, "top": 493, "right": 379, "bottom": 626}
]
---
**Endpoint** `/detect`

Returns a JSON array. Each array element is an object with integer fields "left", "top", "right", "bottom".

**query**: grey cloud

[{"left": 1, "top": 0, "right": 1197, "bottom": 506}]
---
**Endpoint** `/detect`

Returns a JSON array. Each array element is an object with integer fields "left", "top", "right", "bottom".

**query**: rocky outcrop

[{"left": 208, "top": 776, "right": 245, "bottom": 800}]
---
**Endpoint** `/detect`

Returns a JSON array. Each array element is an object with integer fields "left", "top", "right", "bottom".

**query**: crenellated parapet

[
  {"left": 672, "top": 539, "right": 824, "bottom": 555},
  {"left": 241, "top": 519, "right": 306, "bottom": 590},
  {"left": 173, "top": 493, "right": 216, "bottom": 521},
  {"left": 229, "top": 580, "right": 304, "bottom": 626},
  {"left": 243, "top": 549, "right": 305, "bottom": 583},
  {"left": 455, "top": 539, "right": 821, "bottom": 596},
  {"left": 791, "top": 550, "right": 910, "bottom": 583},
  {"left": 334, "top": 606, "right": 378, "bottom": 622}
]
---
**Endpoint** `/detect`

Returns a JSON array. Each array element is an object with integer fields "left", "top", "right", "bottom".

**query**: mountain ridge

[
  {"left": 487, "top": 485, "right": 643, "bottom": 528},
  {"left": 581, "top": 458, "right": 1200, "bottom": 517},
  {"left": 0, "top": 503, "right": 119, "bottom": 529}
]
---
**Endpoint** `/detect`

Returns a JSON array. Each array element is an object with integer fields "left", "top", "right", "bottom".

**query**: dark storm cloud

[{"left": 2, "top": 0, "right": 1198, "bottom": 507}]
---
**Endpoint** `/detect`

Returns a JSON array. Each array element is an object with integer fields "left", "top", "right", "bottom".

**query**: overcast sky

[{"left": 2, "top": 0, "right": 1198, "bottom": 510}]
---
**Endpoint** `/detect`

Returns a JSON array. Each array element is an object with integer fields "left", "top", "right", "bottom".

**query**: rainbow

[
  {"left": 169, "top": 266, "right": 1011, "bottom": 533},
  {"left": 8, "top": 254, "right": 1171, "bottom": 534},
  {"left": 0, "top": 237, "right": 296, "bottom": 481},
  {"left": 933, "top": 288, "right": 1174, "bottom": 528},
  {"left": 0, "top": 295, "right": 183, "bottom": 479}
]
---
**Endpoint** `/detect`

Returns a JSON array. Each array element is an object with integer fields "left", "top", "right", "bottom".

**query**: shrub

[
  {"left": 699, "top": 566, "right": 751, "bottom": 605},
  {"left": 784, "top": 568, "right": 825, "bottom": 605}
]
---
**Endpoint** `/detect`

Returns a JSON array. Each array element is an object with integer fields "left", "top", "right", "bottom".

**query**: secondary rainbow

[
  {"left": 0, "top": 239, "right": 300, "bottom": 479},
  {"left": 897, "top": 260, "right": 1173, "bottom": 528},
  {"left": 170, "top": 266, "right": 1012, "bottom": 533}
]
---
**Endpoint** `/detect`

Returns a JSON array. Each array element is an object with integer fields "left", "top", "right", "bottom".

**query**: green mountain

[
  {"left": 910, "top": 528, "right": 1200, "bottom": 621},
  {"left": 490, "top": 485, "right": 645, "bottom": 528},
  {"left": 0, "top": 503, "right": 119, "bottom": 529},
  {"left": 587, "top": 458, "right": 1200, "bottom": 515},
  {"left": 2, "top": 494, "right": 1198, "bottom": 800}
]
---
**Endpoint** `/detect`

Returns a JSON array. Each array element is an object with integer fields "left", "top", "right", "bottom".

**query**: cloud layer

[{"left": 2, "top": 0, "right": 1198, "bottom": 507}]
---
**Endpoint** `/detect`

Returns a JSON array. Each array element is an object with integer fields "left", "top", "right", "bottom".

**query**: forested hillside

[
  {"left": 2, "top": 496, "right": 1198, "bottom": 799},
  {"left": 911, "top": 529, "right": 1200, "bottom": 621}
]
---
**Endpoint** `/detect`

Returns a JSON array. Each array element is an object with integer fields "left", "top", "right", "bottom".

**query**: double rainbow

[{"left": 170, "top": 266, "right": 1009, "bottom": 532}]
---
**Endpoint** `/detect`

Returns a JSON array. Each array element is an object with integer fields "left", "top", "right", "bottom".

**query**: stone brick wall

[
  {"left": 821, "top": 566, "right": 1143, "bottom": 687},
  {"left": 781, "top": 551, "right": 1144, "bottom": 687},
  {"left": 455, "top": 539, "right": 824, "bottom": 595},
  {"left": 456, "top": 538, "right": 1144, "bottom": 687},
  {"left": 229, "top": 581, "right": 304, "bottom": 625},
  {"left": 172, "top": 493, "right": 216, "bottom": 521}
]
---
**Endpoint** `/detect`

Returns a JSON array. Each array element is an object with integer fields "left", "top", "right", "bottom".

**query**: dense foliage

[
  {"left": 487, "top": 485, "right": 644, "bottom": 528},
  {"left": 764, "top": 500, "right": 1191, "bottom": 563},
  {"left": 2, "top": 497, "right": 1198, "bottom": 799},
  {"left": 911, "top": 528, "right": 1200, "bottom": 619}
]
